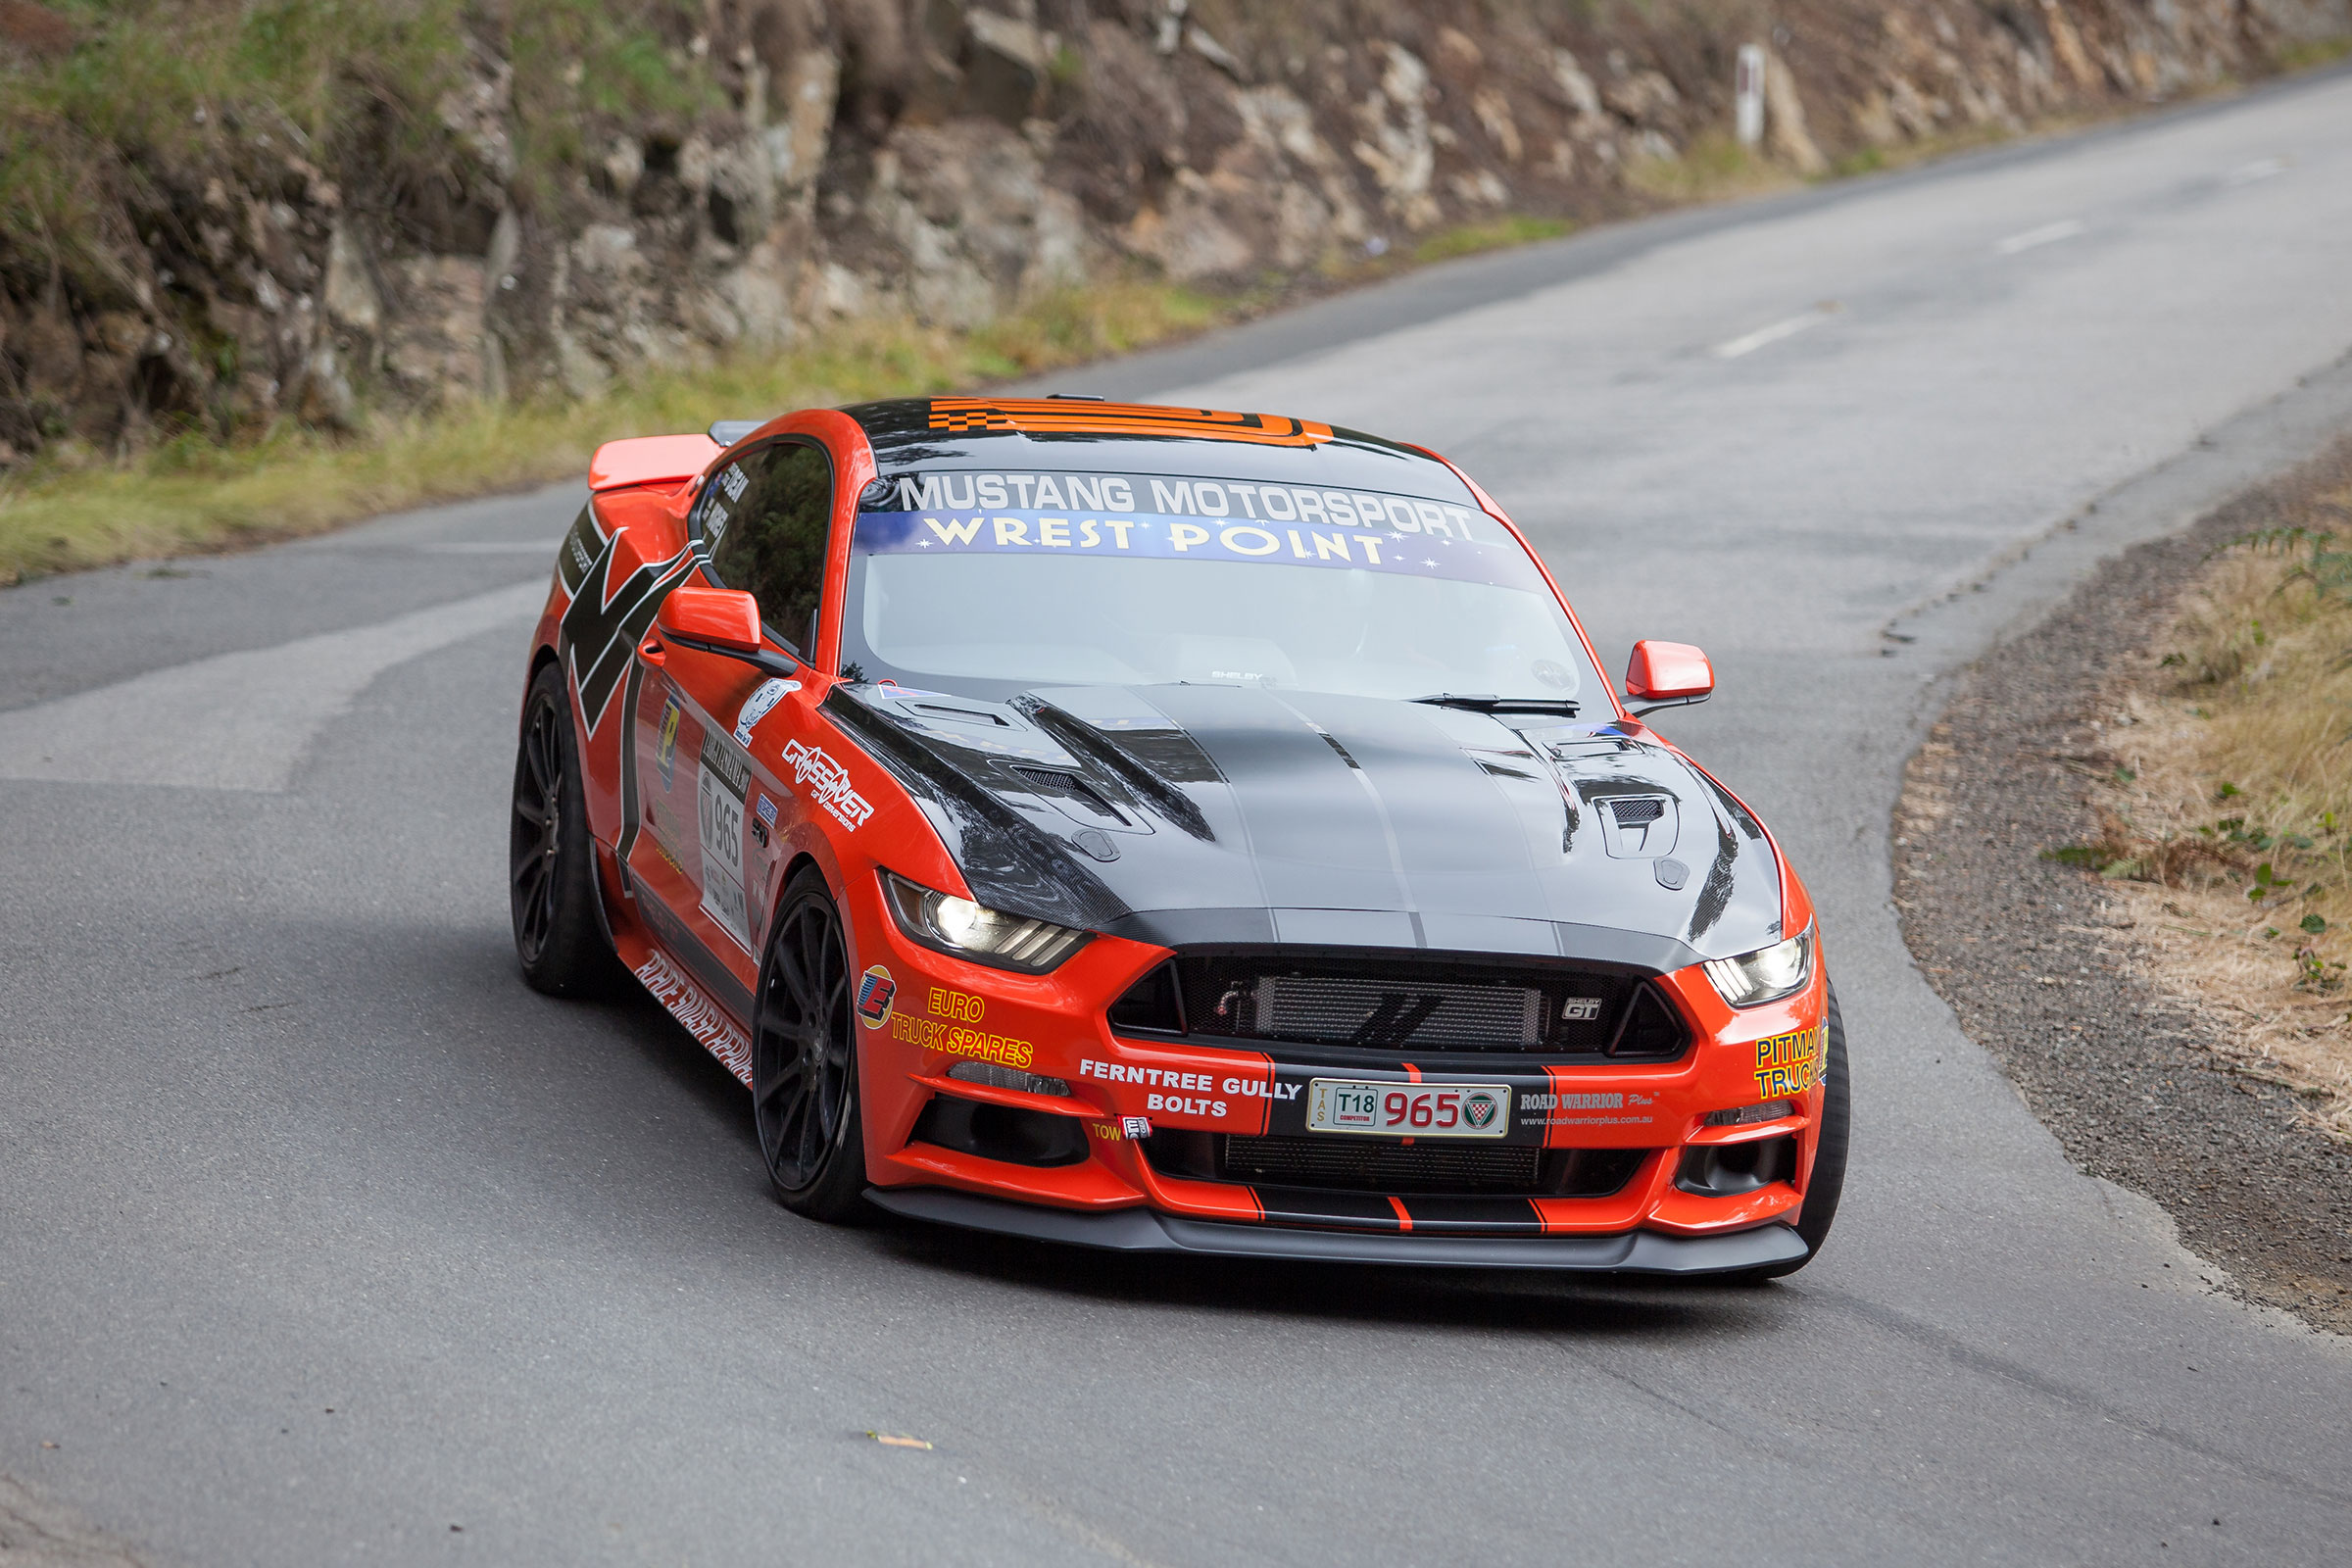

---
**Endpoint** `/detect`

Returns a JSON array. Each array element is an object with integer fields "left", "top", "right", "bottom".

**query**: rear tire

[
  {"left": 1720, "top": 984, "right": 1849, "bottom": 1283},
  {"left": 511, "top": 663, "right": 619, "bottom": 997},
  {"left": 753, "top": 868, "right": 870, "bottom": 1223}
]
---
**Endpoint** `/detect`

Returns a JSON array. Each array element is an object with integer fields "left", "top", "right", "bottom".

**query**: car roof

[{"left": 840, "top": 397, "right": 1476, "bottom": 503}]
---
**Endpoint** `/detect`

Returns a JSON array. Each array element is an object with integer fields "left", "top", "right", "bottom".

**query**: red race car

[{"left": 512, "top": 397, "right": 1847, "bottom": 1275}]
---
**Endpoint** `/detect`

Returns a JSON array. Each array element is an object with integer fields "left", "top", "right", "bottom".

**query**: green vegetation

[
  {"left": 1411, "top": 215, "right": 1573, "bottom": 264},
  {"left": 1, "top": 2, "right": 719, "bottom": 294},
  {"left": 507, "top": 0, "right": 728, "bottom": 207},
  {"left": 0, "top": 279, "right": 1221, "bottom": 582},
  {"left": 2275, "top": 34, "right": 2352, "bottom": 72},
  {"left": 1624, "top": 130, "right": 1795, "bottom": 203}
]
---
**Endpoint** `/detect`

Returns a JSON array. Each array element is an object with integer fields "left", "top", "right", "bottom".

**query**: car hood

[{"left": 824, "top": 682, "right": 1785, "bottom": 972}]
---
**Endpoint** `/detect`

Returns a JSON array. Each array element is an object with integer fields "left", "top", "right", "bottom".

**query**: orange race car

[{"left": 511, "top": 396, "right": 1847, "bottom": 1276}]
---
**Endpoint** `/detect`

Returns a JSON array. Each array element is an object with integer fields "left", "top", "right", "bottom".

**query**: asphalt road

[{"left": 8, "top": 70, "right": 2352, "bottom": 1567}]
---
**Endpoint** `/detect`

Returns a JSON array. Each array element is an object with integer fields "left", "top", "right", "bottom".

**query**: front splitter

[{"left": 865, "top": 1187, "right": 1808, "bottom": 1274}]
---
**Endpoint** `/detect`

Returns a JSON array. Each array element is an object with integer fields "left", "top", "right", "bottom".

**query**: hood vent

[
  {"left": 1006, "top": 764, "right": 1127, "bottom": 825},
  {"left": 1597, "top": 795, "right": 1679, "bottom": 859}
]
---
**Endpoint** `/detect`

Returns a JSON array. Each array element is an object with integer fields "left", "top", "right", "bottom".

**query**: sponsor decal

[
  {"left": 756, "top": 794, "right": 779, "bottom": 825},
  {"left": 877, "top": 471, "right": 1474, "bottom": 540},
  {"left": 1076, "top": 1058, "right": 1285, "bottom": 1119},
  {"left": 1521, "top": 1092, "right": 1625, "bottom": 1110},
  {"left": 657, "top": 696, "right": 683, "bottom": 788},
  {"left": 889, "top": 984, "right": 1034, "bottom": 1066},
  {"left": 855, "top": 507, "right": 1531, "bottom": 585},
  {"left": 695, "top": 731, "right": 754, "bottom": 953},
  {"left": 1146, "top": 1092, "right": 1227, "bottom": 1117},
  {"left": 1081, "top": 1059, "right": 1249, "bottom": 1092},
  {"left": 1462, "top": 1091, "right": 1501, "bottom": 1130},
  {"left": 733, "top": 676, "right": 797, "bottom": 744},
  {"left": 856, "top": 965, "right": 897, "bottom": 1028},
  {"left": 781, "top": 739, "right": 874, "bottom": 830},
  {"left": 560, "top": 508, "right": 601, "bottom": 588},
  {"left": 1120, "top": 1115, "right": 1152, "bottom": 1140},
  {"left": 891, "top": 1010, "right": 1033, "bottom": 1069},
  {"left": 634, "top": 952, "right": 752, "bottom": 1082},
  {"left": 1517, "top": 1089, "right": 1655, "bottom": 1128},
  {"left": 1560, "top": 997, "right": 1604, "bottom": 1022},
  {"left": 1753, "top": 1025, "right": 1827, "bottom": 1099},
  {"left": 929, "top": 985, "right": 985, "bottom": 1022}
]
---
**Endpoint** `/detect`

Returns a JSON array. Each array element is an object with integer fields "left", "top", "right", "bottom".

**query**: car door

[{"left": 627, "top": 437, "right": 835, "bottom": 1007}]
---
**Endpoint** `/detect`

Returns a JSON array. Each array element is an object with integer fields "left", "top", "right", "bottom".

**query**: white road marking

[
  {"left": 0, "top": 580, "right": 545, "bottom": 791},
  {"left": 416, "top": 539, "right": 565, "bottom": 554},
  {"left": 1995, "top": 219, "right": 2087, "bottom": 255},
  {"left": 2224, "top": 156, "right": 2286, "bottom": 186},
  {"left": 1711, "top": 308, "right": 1833, "bottom": 360}
]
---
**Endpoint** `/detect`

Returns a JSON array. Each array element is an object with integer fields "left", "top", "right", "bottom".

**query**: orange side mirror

[
  {"left": 657, "top": 583, "right": 763, "bottom": 655},
  {"left": 1625, "top": 640, "right": 1714, "bottom": 709},
  {"left": 652, "top": 584, "right": 799, "bottom": 679}
]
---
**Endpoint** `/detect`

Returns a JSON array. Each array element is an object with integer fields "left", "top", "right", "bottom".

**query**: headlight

[
  {"left": 1702, "top": 926, "right": 1813, "bottom": 1008},
  {"left": 880, "top": 870, "right": 1090, "bottom": 973}
]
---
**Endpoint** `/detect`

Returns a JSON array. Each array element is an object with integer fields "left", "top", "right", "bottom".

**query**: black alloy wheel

[
  {"left": 753, "top": 868, "right": 869, "bottom": 1221},
  {"left": 510, "top": 663, "right": 618, "bottom": 996}
]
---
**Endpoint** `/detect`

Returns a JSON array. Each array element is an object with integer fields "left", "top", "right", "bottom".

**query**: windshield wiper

[{"left": 1408, "top": 693, "right": 1581, "bottom": 716}]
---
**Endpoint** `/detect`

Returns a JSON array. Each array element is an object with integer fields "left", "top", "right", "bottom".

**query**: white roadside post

[{"left": 1735, "top": 44, "right": 1766, "bottom": 149}]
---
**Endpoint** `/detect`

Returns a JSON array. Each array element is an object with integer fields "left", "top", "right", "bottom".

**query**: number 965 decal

[{"left": 1304, "top": 1079, "right": 1510, "bottom": 1138}]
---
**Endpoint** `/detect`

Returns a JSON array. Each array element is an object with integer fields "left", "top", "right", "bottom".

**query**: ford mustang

[{"left": 511, "top": 396, "right": 1847, "bottom": 1276}]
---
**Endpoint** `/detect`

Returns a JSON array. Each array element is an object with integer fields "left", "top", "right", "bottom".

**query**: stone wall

[{"left": 2, "top": 0, "right": 2346, "bottom": 465}]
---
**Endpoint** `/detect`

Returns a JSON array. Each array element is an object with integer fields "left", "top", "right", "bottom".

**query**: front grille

[
  {"left": 1252, "top": 974, "right": 1544, "bottom": 1049},
  {"left": 1222, "top": 1134, "right": 1541, "bottom": 1193},
  {"left": 1143, "top": 1131, "right": 1650, "bottom": 1199},
  {"left": 1160, "top": 953, "right": 1688, "bottom": 1059}
]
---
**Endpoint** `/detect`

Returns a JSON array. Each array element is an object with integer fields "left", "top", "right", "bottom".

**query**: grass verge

[
  {"left": 0, "top": 279, "right": 1221, "bottom": 584},
  {"left": 2053, "top": 458, "right": 2352, "bottom": 1136}
]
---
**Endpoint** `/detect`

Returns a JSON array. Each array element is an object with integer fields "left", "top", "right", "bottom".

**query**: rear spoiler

[
  {"left": 584, "top": 419, "right": 769, "bottom": 493},
  {"left": 587, "top": 433, "right": 719, "bottom": 493}
]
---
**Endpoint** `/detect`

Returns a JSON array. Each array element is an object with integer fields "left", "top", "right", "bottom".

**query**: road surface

[{"left": 6, "top": 67, "right": 2352, "bottom": 1567}]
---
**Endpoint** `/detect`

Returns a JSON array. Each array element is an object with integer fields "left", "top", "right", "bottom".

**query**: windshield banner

[
  {"left": 873, "top": 471, "right": 1485, "bottom": 537},
  {"left": 856, "top": 506, "right": 1532, "bottom": 587}
]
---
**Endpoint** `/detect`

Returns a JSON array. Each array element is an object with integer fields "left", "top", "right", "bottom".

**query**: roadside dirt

[
  {"left": 1895, "top": 437, "right": 2352, "bottom": 1336},
  {"left": 0, "top": 1475, "right": 147, "bottom": 1568}
]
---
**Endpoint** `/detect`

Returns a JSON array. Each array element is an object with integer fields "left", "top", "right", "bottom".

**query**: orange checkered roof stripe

[{"left": 925, "top": 398, "right": 1333, "bottom": 446}]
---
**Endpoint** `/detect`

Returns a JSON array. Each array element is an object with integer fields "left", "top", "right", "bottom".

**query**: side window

[{"left": 702, "top": 441, "right": 833, "bottom": 655}]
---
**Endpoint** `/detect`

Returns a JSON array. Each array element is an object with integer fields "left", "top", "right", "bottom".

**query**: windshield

[{"left": 839, "top": 465, "right": 1606, "bottom": 707}]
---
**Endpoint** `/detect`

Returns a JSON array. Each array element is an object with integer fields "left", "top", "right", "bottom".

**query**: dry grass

[
  {"left": 0, "top": 278, "right": 1222, "bottom": 583},
  {"left": 2062, "top": 478, "right": 2352, "bottom": 1139},
  {"left": 1625, "top": 130, "right": 1800, "bottom": 203}
]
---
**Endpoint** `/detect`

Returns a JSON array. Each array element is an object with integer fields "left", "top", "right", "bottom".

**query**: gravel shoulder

[{"left": 1895, "top": 437, "right": 2352, "bottom": 1335}]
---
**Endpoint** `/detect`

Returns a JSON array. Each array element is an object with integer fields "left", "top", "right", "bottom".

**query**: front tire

[
  {"left": 511, "top": 663, "right": 619, "bottom": 997},
  {"left": 753, "top": 868, "right": 869, "bottom": 1222}
]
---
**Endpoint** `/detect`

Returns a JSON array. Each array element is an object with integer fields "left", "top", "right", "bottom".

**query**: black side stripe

[
  {"left": 560, "top": 533, "right": 692, "bottom": 735},
  {"left": 614, "top": 657, "right": 647, "bottom": 874}
]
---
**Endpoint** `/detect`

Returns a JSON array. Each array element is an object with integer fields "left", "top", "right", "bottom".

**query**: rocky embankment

[{"left": 3, "top": 0, "right": 2347, "bottom": 463}]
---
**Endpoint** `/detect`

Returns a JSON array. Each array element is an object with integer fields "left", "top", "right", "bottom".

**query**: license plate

[{"left": 1303, "top": 1079, "right": 1511, "bottom": 1138}]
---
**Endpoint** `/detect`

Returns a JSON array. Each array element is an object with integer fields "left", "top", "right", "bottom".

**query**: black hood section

[
  {"left": 820, "top": 691, "right": 1130, "bottom": 934},
  {"left": 829, "top": 683, "right": 1785, "bottom": 973}
]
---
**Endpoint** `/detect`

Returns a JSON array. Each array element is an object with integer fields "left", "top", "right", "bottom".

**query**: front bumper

[{"left": 867, "top": 1186, "right": 1809, "bottom": 1274}]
